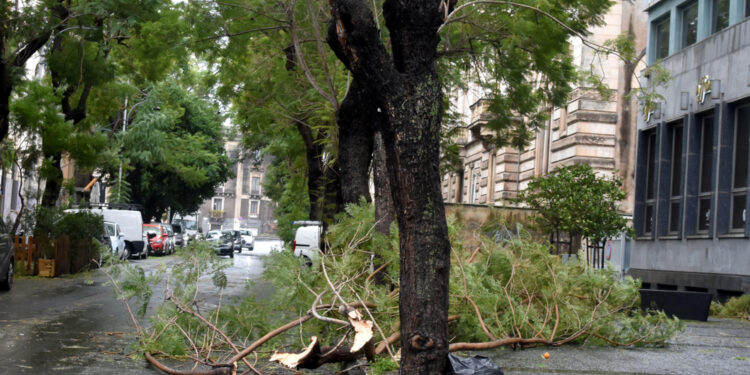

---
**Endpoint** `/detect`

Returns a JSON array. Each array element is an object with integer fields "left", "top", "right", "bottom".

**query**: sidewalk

[{"left": 475, "top": 318, "right": 750, "bottom": 375}]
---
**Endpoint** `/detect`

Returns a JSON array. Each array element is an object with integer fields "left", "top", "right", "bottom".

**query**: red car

[{"left": 143, "top": 224, "right": 172, "bottom": 255}]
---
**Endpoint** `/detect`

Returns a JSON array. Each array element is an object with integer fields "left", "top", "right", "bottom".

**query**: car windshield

[
  {"left": 206, "top": 231, "right": 220, "bottom": 239},
  {"left": 143, "top": 227, "right": 159, "bottom": 236},
  {"left": 172, "top": 225, "right": 183, "bottom": 233},
  {"left": 105, "top": 224, "right": 116, "bottom": 236},
  {"left": 240, "top": 230, "right": 251, "bottom": 235},
  {"left": 221, "top": 231, "right": 233, "bottom": 239},
  {"left": 174, "top": 219, "right": 197, "bottom": 230}
]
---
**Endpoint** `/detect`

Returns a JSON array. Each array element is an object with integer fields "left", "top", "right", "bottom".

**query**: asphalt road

[
  {"left": 1, "top": 242, "right": 749, "bottom": 375},
  {"left": 0, "top": 244, "right": 279, "bottom": 375}
]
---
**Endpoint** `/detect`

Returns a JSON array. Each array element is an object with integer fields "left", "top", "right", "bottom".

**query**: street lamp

[{"left": 117, "top": 96, "right": 158, "bottom": 202}]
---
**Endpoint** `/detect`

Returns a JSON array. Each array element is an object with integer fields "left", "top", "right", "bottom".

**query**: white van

[
  {"left": 67, "top": 208, "right": 147, "bottom": 259},
  {"left": 292, "top": 221, "right": 322, "bottom": 263}
]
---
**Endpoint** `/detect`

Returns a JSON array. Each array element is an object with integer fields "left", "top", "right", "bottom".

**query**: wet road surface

[
  {"left": 0, "top": 245, "right": 278, "bottom": 375},
  {"left": 2, "top": 242, "right": 749, "bottom": 375}
]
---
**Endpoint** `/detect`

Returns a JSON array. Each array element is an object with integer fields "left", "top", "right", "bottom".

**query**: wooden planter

[{"left": 38, "top": 259, "right": 56, "bottom": 277}]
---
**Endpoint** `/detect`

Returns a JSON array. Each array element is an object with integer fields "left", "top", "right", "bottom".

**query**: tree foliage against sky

[
  {"left": 2, "top": 0, "right": 229, "bottom": 219},
  {"left": 124, "top": 81, "right": 232, "bottom": 221}
]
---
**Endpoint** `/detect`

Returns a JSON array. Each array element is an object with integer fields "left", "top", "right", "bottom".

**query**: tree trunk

[
  {"left": 338, "top": 80, "right": 374, "bottom": 205},
  {"left": 0, "top": 66, "right": 11, "bottom": 144},
  {"left": 373, "top": 130, "right": 394, "bottom": 235},
  {"left": 329, "top": 1, "right": 451, "bottom": 372},
  {"left": 41, "top": 152, "right": 63, "bottom": 207}
]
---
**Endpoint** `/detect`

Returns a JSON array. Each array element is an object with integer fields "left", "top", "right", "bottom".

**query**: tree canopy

[{"left": 517, "top": 164, "right": 632, "bottom": 248}]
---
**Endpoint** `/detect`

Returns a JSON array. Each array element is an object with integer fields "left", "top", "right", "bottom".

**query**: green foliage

[
  {"left": 449, "top": 233, "right": 681, "bottom": 345},
  {"left": 112, "top": 202, "right": 680, "bottom": 373},
  {"left": 516, "top": 164, "right": 632, "bottom": 242},
  {"left": 261, "top": 202, "right": 679, "bottom": 354},
  {"left": 711, "top": 295, "right": 750, "bottom": 320},
  {"left": 31, "top": 207, "right": 103, "bottom": 240},
  {"left": 439, "top": 0, "right": 613, "bottom": 149},
  {"left": 108, "top": 240, "right": 233, "bottom": 354},
  {"left": 370, "top": 356, "right": 400, "bottom": 375},
  {"left": 123, "top": 81, "right": 232, "bottom": 220}
]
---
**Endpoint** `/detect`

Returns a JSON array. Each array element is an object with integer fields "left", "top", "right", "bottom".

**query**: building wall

[
  {"left": 198, "top": 139, "right": 276, "bottom": 235},
  {"left": 632, "top": 2, "right": 750, "bottom": 296}
]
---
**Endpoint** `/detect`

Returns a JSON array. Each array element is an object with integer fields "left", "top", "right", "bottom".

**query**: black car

[
  {"left": 224, "top": 230, "right": 242, "bottom": 252},
  {"left": 171, "top": 224, "right": 185, "bottom": 247},
  {"left": 213, "top": 231, "right": 235, "bottom": 258},
  {"left": 0, "top": 222, "right": 13, "bottom": 291}
]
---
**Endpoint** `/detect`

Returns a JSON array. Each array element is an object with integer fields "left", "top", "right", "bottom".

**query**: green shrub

[{"left": 712, "top": 295, "right": 750, "bottom": 320}]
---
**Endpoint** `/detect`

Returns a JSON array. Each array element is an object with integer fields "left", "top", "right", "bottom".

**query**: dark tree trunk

[
  {"left": 0, "top": 28, "right": 53, "bottom": 144},
  {"left": 0, "top": 65, "right": 10, "bottom": 144},
  {"left": 329, "top": 1, "right": 451, "bottom": 372},
  {"left": 41, "top": 152, "right": 63, "bottom": 207},
  {"left": 338, "top": 79, "right": 374, "bottom": 205},
  {"left": 295, "top": 121, "right": 339, "bottom": 225},
  {"left": 373, "top": 130, "right": 394, "bottom": 235}
]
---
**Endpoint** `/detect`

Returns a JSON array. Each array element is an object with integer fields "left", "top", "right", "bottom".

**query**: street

[
  {"left": 1, "top": 242, "right": 749, "bottom": 375},
  {"left": 0, "top": 245, "right": 279, "bottom": 375}
]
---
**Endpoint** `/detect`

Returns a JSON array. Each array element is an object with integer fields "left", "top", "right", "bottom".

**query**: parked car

[
  {"left": 171, "top": 224, "right": 185, "bottom": 247},
  {"left": 239, "top": 229, "right": 254, "bottom": 250},
  {"left": 292, "top": 221, "right": 323, "bottom": 265},
  {"left": 143, "top": 224, "right": 171, "bottom": 256},
  {"left": 104, "top": 221, "right": 127, "bottom": 259},
  {"left": 164, "top": 223, "right": 176, "bottom": 253},
  {"left": 67, "top": 208, "right": 147, "bottom": 259},
  {"left": 211, "top": 231, "right": 235, "bottom": 258},
  {"left": 0, "top": 222, "right": 13, "bottom": 291},
  {"left": 224, "top": 230, "right": 242, "bottom": 252},
  {"left": 205, "top": 230, "right": 221, "bottom": 242}
]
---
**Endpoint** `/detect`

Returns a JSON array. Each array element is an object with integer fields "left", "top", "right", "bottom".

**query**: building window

[
  {"left": 470, "top": 169, "right": 480, "bottom": 204},
  {"left": 240, "top": 199, "right": 249, "bottom": 218},
  {"left": 712, "top": 0, "right": 730, "bottom": 33},
  {"left": 250, "top": 200, "right": 259, "bottom": 215},
  {"left": 644, "top": 130, "right": 658, "bottom": 235},
  {"left": 251, "top": 176, "right": 260, "bottom": 196},
  {"left": 697, "top": 115, "right": 715, "bottom": 232},
  {"left": 242, "top": 163, "right": 251, "bottom": 195},
  {"left": 731, "top": 105, "right": 750, "bottom": 230},
  {"left": 669, "top": 125, "right": 684, "bottom": 233},
  {"left": 681, "top": 1, "right": 698, "bottom": 48},
  {"left": 654, "top": 16, "right": 670, "bottom": 59},
  {"left": 212, "top": 198, "right": 223, "bottom": 212}
]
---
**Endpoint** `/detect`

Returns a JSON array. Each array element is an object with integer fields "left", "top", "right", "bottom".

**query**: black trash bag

[{"left": 447, "top": 354, "right": 504, "bottom": 375}]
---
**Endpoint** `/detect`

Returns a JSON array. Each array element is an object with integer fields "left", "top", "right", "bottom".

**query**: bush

[{"left": 712, "top": 295, "right": 750, "bottom": 320}]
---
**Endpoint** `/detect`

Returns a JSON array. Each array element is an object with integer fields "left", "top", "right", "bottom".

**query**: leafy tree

[
  {"left": 40, "top": 0, "right": 187, "bottom": 206},
  {"left": 0, "top": 0, "right": 61, "bottom": 143},
  {"left": 326, "top": 0, "right": 614, "bottom": 371},
  {"left": 123, "top": 81, "right": 232, "bottom": 222},
  {"left": 517, "top": 164, "right": 631, "bottom": 254}
]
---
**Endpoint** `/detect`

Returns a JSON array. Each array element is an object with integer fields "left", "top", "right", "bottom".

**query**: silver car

[{"left": 104, "top": 221, "right": 127, "bottom": 259}]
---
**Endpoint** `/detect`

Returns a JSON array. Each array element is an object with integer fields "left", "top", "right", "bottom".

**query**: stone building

[
  {"left": 198, "top": 138, "right": 276, "bottom": 235},
  {"left": 442, "top": 0, "right": 648, "bottom": 215}
]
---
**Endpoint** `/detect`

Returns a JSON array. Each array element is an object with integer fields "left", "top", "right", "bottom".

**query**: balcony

[{"left": 210, "top": 210, "right": 224, "bottom": 218}]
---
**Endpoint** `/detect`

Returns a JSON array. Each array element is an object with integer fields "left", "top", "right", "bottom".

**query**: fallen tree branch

[{"left": 145, "top": 352, "right": 234, "bottom": 375}]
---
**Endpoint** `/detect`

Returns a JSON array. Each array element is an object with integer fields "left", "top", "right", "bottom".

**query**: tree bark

[
  {"left": 329, "top": 1, "right": 451, "bottom": 372},
  {"left": 338, "top": 79, "right": 374, "bottom": 205},
  {"left": 373, "top": 130, "right": 394, "bottom": 235}
]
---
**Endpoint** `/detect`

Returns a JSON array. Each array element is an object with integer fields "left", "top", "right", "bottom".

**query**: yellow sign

[{"left": 696, "top": 75, "right": 712, "bottom": 104}]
